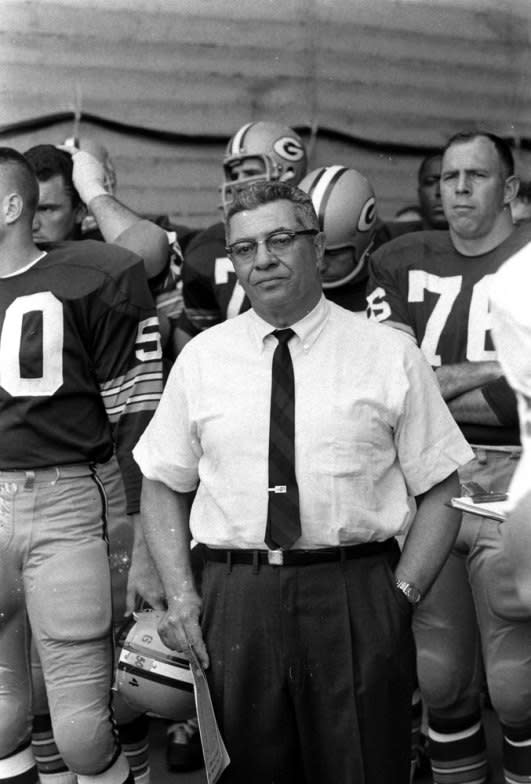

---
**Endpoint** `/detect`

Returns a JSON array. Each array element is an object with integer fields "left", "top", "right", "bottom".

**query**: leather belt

[{"left": 204, "top": 538, "right": 397, "bottom": 567}]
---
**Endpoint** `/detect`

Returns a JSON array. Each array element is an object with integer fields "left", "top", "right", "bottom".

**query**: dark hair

[
  {"left": 24, "top": 144, "right": 81, "bottom": 207},
  {"left": 0, "top": 146, "right": 40, "bottom": 216},
  {"left": 442, "top": 132, "right": 514, "bottom": 179},
  {"left": 225, "top": 180, "right": 319, "bottom": 234},
  {"left": 417, "top": 151, "right": 443, "bottom": 183}
]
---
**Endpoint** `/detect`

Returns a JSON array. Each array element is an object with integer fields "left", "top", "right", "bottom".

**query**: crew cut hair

[
  {"left": 443, "top": 131, "right": 515, "bottom": 179},
  {"left": 0, "top": 146, "right": 40, "bottom": 215}
]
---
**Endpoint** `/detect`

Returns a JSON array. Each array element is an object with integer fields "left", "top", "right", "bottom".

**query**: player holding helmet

[
  {"left": 174, "top": 120, "right": 308, "bottom": 350},
  {"left": 0, "top": 147, "right": 162, "bottom": 784}
]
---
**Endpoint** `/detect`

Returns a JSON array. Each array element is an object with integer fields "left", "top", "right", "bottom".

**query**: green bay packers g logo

[
  {"left": 273, "top": 137, "right": 305, "bottom": 161},
  {"left": 358, "top": 197, "right": 376, "bottom": 232}
]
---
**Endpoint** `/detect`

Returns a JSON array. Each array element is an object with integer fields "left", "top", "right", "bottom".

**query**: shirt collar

[{"left": 249, "top": 295, "right": 330, "bottom": 353}]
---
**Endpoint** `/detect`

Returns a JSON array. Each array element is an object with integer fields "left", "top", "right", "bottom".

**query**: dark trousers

[{"left": 201, "top": 545, "right": 415, "bottom": 784}]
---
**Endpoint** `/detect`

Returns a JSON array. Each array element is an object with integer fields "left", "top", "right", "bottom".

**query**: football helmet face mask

[
  {"left": 114, "top": 610, "right": 195, "bottom": 720},
  {"left": 221, "top": 121, "right": 307, "bottom": 210},
  {"left": 298, "top": 165, "right": 377, "bottom": 288}
]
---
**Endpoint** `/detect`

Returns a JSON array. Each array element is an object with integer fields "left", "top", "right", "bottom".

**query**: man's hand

[
  {"left": 125, "top": 515, "right": 166, "bottom": 613},
  {"left": 159, "top": 586, "right": 209, "bottom": 669},
  {"left": 59, "top": 145, "right": 108, "bottom": 205}
]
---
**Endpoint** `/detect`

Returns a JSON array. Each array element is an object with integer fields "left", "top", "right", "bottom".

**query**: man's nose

[
  {"left": 455, "top": 173, "right": 471, "bottom": 193},
  {"left": 32, "top": 214, "right": 41, "bottom": 231},
  {"left": 254, "top": 239, "right": 276, "bottom": 267}
]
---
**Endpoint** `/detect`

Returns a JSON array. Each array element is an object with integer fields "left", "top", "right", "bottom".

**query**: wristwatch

[{"left": 395, "top": 577, "right": 422, "bottom": 605}]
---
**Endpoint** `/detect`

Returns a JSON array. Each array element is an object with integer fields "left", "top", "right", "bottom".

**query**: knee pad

[
  {"left": 417, "top": 647, "right": 481, "bottom": 711},
  {"left": 487, "top": 551, "right": 531, "bottom": 621},
  {"left": 52, "top": 707, "right": 120, "bottom": 776},
  {"left": 488, "top": 661, "right": 531, "bottom": 725},
  {"left": 30, "top": 540, "right": 112, "bottom": 641}
]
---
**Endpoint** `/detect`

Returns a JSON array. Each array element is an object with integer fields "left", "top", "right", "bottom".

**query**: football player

[
  {"left": 298, "top": 164, "right": 377, "bottom": 311},
  {"left": 174, "top": 120, "right": 308, "bottom": 351},
  {"left": 0, "top": 147, "right": 163, "bottom": 784},
  {"left": 24, "top": 142, "right": 167, "bottom": 784},
  {"left": 367, "top": 131, "right": 531, "bottom": 784}
]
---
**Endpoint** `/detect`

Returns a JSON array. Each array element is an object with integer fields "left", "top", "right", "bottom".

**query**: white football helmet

[
  {"left": 114, "top": 610, "right": 195, "bottom": 720},
  {"left": 298, "top": 165, "right": 377, "bottom": 288},
  {"left": 221, "top": 121, "right": 307, "bottom": 209}
]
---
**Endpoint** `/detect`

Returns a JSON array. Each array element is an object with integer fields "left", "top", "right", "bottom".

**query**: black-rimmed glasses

[{"left": 225, "top": 229, "right": 318, "bottom": 263}]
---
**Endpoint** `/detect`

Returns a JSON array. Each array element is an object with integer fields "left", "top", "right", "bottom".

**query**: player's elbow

[{"left": 115, "top": 220, "right": 169, "bottom": 279}]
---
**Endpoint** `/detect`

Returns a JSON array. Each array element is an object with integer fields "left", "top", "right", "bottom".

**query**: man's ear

[
  {"left": 3, "top": 192, "right": 24, "bottom": 224},
  {"left": 504, "top": 175, "right": 520, "bottom": 206}
]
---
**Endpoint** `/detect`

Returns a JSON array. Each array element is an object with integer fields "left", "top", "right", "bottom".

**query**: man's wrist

[
  {"left": 395, "top": 577, "right": 422, "bottom": 605},
  {"left": 82, "top": 186, "right": 109, "bottom": 206}
]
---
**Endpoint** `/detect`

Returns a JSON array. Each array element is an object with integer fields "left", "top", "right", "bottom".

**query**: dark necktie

[{"left": 265, "top": 328, "right": 301, "bottom": 550}]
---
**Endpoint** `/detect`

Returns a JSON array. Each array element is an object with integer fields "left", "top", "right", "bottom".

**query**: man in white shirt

[
  {"left": 489, "top": 243, "right": 531, "bottom": 614},
  {"left": 133, "top": 180, "right": 472, "bottom": 784}
]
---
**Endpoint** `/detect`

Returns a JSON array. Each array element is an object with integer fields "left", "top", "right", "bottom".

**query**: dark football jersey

[
  {"left": 0, "top": 240, "right": 163, "bottom": 511},
  {"left": 366, "top": 224, "right": 531, "bottom": 445},
  {"left": 178, "top": 222, "right": 250, "bottom": 337}
]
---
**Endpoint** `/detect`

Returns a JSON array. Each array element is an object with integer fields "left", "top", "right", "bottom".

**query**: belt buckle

[{"left": 267, "top": 549, "right": 284, "bottom": 566}]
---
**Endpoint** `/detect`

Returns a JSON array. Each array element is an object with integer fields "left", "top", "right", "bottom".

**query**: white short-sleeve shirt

[{"left": 134, "top": 297, "right": 473, "bottom": 548}]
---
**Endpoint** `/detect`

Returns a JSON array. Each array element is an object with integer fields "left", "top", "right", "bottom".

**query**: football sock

[
  {"left": 118, "top": 716, "right": 150, "bottom": 784},
  {"left": 501, "top": 721, "right": 531, "bottom": 784},
  {"left": 428, "top": 709, "right": 488, "bottom": 784},
  {"left": 31, "top": 714, "right": 75, "bottom": 784},
  {"left": 0, "top": 743, "right": 38, "bottom": 784}
]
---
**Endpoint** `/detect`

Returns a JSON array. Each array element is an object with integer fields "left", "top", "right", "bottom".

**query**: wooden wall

[{"left": 2, "top": 0, "right": 531, "bottom": 227}]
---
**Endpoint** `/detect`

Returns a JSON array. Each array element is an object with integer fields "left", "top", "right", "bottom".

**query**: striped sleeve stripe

[
  {"left": 104, "top": 383, "right": 162, "bottom": 417},
  {"left": 106, "top": 397, "right": 160, "bottom": 421},
  {"left": 230, "top": 122, "right": 254, "bottom": 154},
  {"left": 184, "top": 307, "right": 221, "bottom": 330},
  {"left": 101, "top": 370, "right": 163, "bottom": 400},
  {"left": 100, "top": 361, "right": 162, "bottom": 393}
]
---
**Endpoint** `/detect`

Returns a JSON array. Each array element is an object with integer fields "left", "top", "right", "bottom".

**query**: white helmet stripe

[
  {"left": 308, "top": 165, "right": 348, "bottom": 228},
  {"left": 230, "top": 122, "right": 255, "bottom": 154}
]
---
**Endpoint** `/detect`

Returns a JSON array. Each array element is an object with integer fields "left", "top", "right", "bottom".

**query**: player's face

[
  {"left": 319, "top": 247, "right": 357, "bottom": 284},
  {"left": 32, "top": 175, "right": 83, "bottom": 244},
  {"left": 227, "top": 200, "right": 324, "bottom": 325},
  {"left": 441, "top": 138, "right": 511, "bottom": 241},
  {"left": 227, "top": 159, "right": 266, "bottom": 182},
  {"left": 418, "top": 156, "right": 447, "bottom": 229}
]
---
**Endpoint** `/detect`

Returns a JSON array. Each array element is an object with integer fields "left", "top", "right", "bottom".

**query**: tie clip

[{"left": 268, "top": 485, "right": 287, "bottom": 493}]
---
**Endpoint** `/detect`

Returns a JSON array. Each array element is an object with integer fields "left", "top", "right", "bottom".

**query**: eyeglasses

[{"left": 225, "top": 229, "right": 318, "bottom": 263}]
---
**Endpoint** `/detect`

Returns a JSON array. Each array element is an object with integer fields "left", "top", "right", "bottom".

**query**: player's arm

[
  {"left": 140, "top": 478, "right": 208, "bottom": 667},
  {"left": 446, "top": 375, "right": 518, "bottom": 426},
  {"left": 435, "top": 360, "right": 502, "bottom": 400},
  {"left": 395, "top": 471, "right": 462, "bottom": 597},
  {"left": 92, "top": 255, "right": 163, "bottom": 514},
  {"left": 502, "top": 488, "right": 531, "bottom": 610},
  {"left": 125, "top": 514, "right": 166, "bottom": 613},
  {"left": 365, "top": 251, "right": 416, "bottom": 339},
  {"left": 69, "top": 147, "right": 170, "bottom": 278}
]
